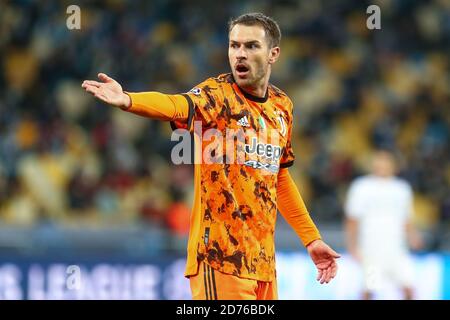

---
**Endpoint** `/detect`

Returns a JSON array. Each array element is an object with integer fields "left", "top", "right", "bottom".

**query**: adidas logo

[{"left": 237, "top": 116, "right": 250, "bottom": 127}]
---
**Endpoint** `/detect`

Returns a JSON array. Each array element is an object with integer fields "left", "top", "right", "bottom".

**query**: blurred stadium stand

[{"left": 0, "top": 0, "right": 449, "bottom": 297}]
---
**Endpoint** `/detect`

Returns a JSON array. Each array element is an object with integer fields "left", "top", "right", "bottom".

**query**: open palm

[
  {"left": 307, "top": 239, "right": 340, "bottom": 284},
  {"left": 82, "top": 73, "right": 129, "bottom": 108}
]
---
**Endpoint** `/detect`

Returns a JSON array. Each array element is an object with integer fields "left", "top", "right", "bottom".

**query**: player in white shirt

[{"left": 345, "top": 150, "right": 421, "bottom": 299}]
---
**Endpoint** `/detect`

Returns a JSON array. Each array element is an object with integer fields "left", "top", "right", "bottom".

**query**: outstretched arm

[
  {"left": 277, "top": 168, "right": 340, "bottom": 284},
  {"left": 82, "top": 73, "right": 190, "bottom": 121},
  {"left": 82, "top": 73, "right": 131, "bottom": 109}
]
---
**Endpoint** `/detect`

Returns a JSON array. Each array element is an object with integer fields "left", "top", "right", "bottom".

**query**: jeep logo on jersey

[
  {"left": 244, "top": 160, "right": 279, "bottom": 173},
  {"left": 244, "top": 137, "right": 282, "bottom": 162}
]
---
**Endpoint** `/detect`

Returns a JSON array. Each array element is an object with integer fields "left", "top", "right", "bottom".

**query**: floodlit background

[{"left": 0, "top": 0, "right": 449, "bottom": 299}]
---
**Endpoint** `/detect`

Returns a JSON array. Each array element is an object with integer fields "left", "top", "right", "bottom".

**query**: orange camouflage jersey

[{"left": 172, "top": 73, "right": 295, "bottom": 282}]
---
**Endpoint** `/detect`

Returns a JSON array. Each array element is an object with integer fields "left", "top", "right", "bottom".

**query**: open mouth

[{"left": 235, "top": 64, "right": 250, "bottom": 78}]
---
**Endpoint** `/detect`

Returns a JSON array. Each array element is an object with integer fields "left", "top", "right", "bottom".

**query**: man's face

[
  {"left": 371, "top": 152, "right": 396, "bottom": 177},
  {"left": 228, "top": 24, "right": 279, "bottom": 89}
]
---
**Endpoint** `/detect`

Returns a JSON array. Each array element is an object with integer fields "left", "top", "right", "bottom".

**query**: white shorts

[{"left": 361, "top": 252, "right": 414, "bottom": 291}]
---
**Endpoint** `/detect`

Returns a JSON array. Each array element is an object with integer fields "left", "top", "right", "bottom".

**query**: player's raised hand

[
  {"left": 81, "top": 73, "right": 130, "bottom": 109},
  {"left": 306, "top": 239, "right": 340, "bottom": 284}
]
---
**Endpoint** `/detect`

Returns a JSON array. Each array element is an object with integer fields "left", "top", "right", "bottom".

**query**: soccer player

[
  {"left": 82, "top": 13, "right": 339, "bottom": 300},
  {"left": 345, "top": 150, "right": 422, "bottom": 299}
]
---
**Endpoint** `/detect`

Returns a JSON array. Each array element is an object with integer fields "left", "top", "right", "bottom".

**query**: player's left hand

[{"left": 306, "top": 239, "right": 340, "bottom": 284}]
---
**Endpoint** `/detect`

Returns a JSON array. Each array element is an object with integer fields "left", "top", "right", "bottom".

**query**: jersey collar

[{"left": 231, "top": 75, "right": 269, "bottom": 103}]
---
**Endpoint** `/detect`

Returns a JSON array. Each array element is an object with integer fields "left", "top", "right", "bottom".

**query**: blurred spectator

[{"left": 344, "top": 150, "right": 423, "bottom": 299}]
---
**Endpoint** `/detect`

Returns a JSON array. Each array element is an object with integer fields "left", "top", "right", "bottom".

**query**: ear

[{"left": 268, "top": 46, "right": 280, "bottom": 64}]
